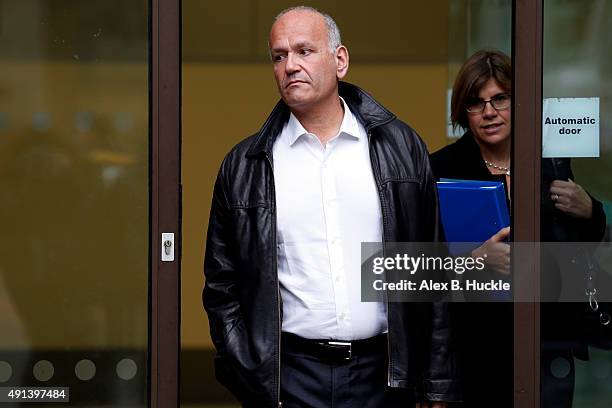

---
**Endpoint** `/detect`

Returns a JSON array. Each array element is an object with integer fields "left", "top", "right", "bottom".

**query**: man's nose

[{"left": 285, "top": 52, "right": 300, "bottom": 73}]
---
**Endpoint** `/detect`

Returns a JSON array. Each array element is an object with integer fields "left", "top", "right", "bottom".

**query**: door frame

[
  {"left": 150, "top": 0, "right": 181, "bottom": 406},
  {"left": 513, "top": 0, "right": 543, "bottom": 406},
  {"left": 147, "top": 0, "right": 547, "bottom": 406}
]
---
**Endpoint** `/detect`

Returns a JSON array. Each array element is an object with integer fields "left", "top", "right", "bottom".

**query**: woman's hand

[
  {"left": 471, "top": 227, "right": 511, "bottom": 275},
  {"left": 549, "top": 179, "right": 593, "bottom": 219}
]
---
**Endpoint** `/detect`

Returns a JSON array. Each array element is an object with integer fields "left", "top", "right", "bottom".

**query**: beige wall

[
  {"left": 0, "top": 62, "right": 148, "bottom": 349},
  {"left": 182, "top": 62, "right": 449, "bottom": 348}
]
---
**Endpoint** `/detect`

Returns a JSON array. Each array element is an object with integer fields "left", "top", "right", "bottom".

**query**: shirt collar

[{"left": 287, "top": 97, "right": 362, "bottom": 146}]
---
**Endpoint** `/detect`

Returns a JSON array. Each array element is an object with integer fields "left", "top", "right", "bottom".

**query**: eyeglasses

[{"left": 465, "top": 94, "right": 511, "bottom": 113}]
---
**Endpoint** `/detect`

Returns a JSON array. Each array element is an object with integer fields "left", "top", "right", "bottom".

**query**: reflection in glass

[
  {"left": 0, "top": 1, "right": 148, "bottom": 405},
  {"left": 542, "top": 1, "right": 612, "bottom": 407},
  {"left": 446, "top": 0, "right": 511, "bottom": 138}
]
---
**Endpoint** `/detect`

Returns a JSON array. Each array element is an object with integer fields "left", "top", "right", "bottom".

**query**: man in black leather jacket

[{"left": 203, "top": 6, "right": 460, "bottom": 407}]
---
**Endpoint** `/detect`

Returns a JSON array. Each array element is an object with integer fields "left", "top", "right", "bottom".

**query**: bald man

[{"left": 203, "top": 6, "right": 459, "bottom": 407}]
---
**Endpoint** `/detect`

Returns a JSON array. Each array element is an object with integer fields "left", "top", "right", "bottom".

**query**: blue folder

[{"left": 436, "top": 179, "right": 510, "bottom": 244}]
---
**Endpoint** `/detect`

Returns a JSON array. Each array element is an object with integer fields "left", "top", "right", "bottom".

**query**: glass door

[
  {"left": 540, "top": 1, "right": 612, "bottom": 407},
  {"left": 0, "top": 0, "right": 180, "bottom": 406}
]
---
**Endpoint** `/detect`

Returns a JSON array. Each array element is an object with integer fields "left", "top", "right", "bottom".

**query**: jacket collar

[{"left": 246, "top": 81, "right": 396, "bottom": 158}]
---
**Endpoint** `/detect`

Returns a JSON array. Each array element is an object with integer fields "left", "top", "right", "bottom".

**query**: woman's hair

[{"left": 450, "top": 50, "right": 512, "bottom": 131}]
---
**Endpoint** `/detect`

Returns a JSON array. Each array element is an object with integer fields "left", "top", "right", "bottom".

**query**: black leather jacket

[{"left": 203, "top": 82, "right": 461, "bottom": 407}]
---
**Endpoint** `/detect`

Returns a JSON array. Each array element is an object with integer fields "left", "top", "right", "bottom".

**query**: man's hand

[
  {"left": 550, "top": 179, "right": 593, "bottom": 219},
  {"left": 471, "top": 226, "right": 511, "bottom": 275}
]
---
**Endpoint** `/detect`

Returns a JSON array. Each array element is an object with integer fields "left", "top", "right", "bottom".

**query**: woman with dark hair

[{"left": 430, "top": 50, "right": 607, "bottom": 407}]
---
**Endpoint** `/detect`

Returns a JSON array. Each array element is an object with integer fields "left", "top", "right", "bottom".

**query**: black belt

[{"left": 281, "top": 332, "right": 387, "bottom": 362}]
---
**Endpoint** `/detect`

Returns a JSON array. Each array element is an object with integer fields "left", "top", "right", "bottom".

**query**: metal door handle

[{"left": 161, "top": 233, "right": 174, "bottom": 262}]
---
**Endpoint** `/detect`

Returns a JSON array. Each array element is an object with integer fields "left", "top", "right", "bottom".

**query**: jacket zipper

[
  {"left": 367, "top": 130, "right": 393, "bottom": 387},
  {"left": 265, "top": 153, "right": 283, "bottom": 408}
]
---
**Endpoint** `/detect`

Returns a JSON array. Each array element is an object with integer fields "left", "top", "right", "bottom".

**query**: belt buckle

[{"left": 327, "top": 341, "right": 352, "bottom": 361}]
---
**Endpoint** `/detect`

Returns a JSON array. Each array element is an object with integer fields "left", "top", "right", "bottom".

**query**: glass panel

[
  {"left": 441, "top": 2, "right": 514, "bottom": 407},
  {"left": 0, "top": 1, "right": 148, "bottom": 406},
  {"left": 541, "top": 1, "right": 612, "bottom": 407},
  {"left": 446, "top": 0, "right": 511, "bottom": 137},
  {"left": 182, "top": 1, "right": 511, "bottom": 407}
]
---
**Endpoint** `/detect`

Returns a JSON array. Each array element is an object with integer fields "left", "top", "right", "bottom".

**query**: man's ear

[{"left": 335, "top": 46, "right": 349, "bottom": 79}]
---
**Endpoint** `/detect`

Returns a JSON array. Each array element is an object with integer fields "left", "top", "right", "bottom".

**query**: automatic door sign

[{"left": 542, "top": 97, "right": 599, "bottom": 158}]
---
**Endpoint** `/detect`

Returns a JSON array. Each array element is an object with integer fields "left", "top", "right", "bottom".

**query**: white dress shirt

[{"left": 273, "top": 97, "right": 387, "bottom": 340}]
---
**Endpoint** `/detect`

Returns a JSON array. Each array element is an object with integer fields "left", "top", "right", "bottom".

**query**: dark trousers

[{"left": 280, "top": 333, "right": 415, "bottom": 408}]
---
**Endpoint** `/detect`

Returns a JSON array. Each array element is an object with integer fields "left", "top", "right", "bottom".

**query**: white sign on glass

[{"left": 542, "top": 97, "right": 599, "bottom": 158}]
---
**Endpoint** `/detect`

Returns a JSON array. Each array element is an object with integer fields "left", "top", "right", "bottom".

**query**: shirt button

[
  {"left": 335, "top": 275, "right": 341, "bottom": 283},
  {"left": 339, "top": 313, "right": 346, "bottom": 320}
]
